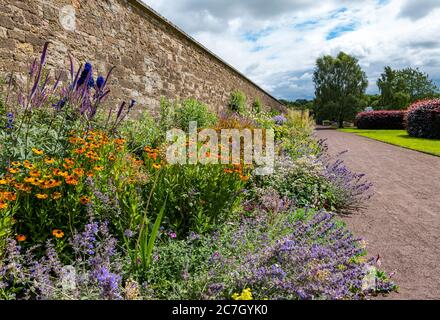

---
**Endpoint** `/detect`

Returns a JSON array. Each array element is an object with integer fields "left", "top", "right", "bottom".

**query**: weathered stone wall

[{"left": 0, "top": 0, "right": 283, "bottom": 115}]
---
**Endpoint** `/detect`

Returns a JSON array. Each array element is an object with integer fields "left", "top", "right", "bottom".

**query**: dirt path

[{"left": 315, "top": 128, "right": 440, "bottom": 300}]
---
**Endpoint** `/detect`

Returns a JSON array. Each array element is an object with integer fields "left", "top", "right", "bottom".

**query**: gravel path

[{"left": 315, "top": 128, "right": 440, "bottom": 300}]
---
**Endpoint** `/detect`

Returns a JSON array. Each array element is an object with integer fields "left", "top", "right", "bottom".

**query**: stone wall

[{"left": 0, "top": 0, "right": 283, "bottom": 115}]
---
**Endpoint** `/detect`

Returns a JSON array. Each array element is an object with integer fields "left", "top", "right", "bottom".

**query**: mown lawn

[{"left": 338, "top": 128, "right": 440, "bottom": 156}]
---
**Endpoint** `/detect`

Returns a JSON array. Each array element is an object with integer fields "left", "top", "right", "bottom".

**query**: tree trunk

[{"left": 338, "top": 118, "right": 344, "bottom": 128}]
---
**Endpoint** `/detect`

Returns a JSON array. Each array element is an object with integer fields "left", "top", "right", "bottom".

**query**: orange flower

[
  {"left": 29, "top": 170, "right": 40, "bottom": 177},
  {"left": 0, "top": 179, "right": 8, "bottom": 185},
  {"left": 9, "top": 168, "right": 20, "bottom": 174},
  {"left": 44, "top": 158, "right": 55, "bottom": 165},
  {"left": 11, "top": 161, "right": 21, "bottom": 167},
  {"left": 32, "top": 148, "right": 44, "bottom": 155},
  {"left": 24, "top": 162, "right": 35, "bottom": 170},
  {"left": 144, "top": 146, "right": 152, "bottom": 152},
  {"left": 73, "top": 168, "right": 85, "bottom": 177},
  {"left": 36, "top": 194, "right": 48, "bottom": 200},
  {"left": 223, "top": 168, "right": 234, "bottom": 174},
  {"left": 52, "top": 192, "right": 62, "bottom": 200},
  {"left": 108, "top": 154, "right": 116, "bottom": 161},
  {"left": 86, "top": 171, "right": 94, "bottom": 177},
  {"left": 79, "top": 196, "right": 91, "bottom": 205},
  {"left": 2, "top": 192, "right": 17, "bottom": 201},
  {"left": 153, "top": 163, "right": 162, "bottom": 170},
  {"left": 93, "top": 166, "right": 104, "bottom": 172},
  {"left": 0, "top": 202, "right": 8, "bottom": 210},
  {"left": 52, "top": 229, "right": 64, "bottom": 239},
  {"left": 16, "top": 234, "right": 26, "bottom": 242},
  {"left": 65, "top": 176, "right": 78, "bottom": 186},
  {"left": 74, "top": 148, "right": 85, "bottom": 155},
  {"left": 240, "top": 175, "right": 250, "bottom": 182},
  {"left": 114, "top": 138, "right": 126, "bottom": 145}
]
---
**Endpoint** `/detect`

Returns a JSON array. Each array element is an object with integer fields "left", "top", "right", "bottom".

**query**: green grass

[{"left": 338, "top": 128, "right": 440, "bottom": 156}]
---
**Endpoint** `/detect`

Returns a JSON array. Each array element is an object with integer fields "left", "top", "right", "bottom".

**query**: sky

[{"left": 141, "top": 0, "right": 440, "bottom": 100}]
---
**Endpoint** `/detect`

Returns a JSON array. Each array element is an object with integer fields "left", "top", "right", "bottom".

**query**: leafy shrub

[
  {"left": 355, "top": 111, "right": 406, "bottom": 129},
  {"left": 175, "top": 98, "right": 217, "bottom": 130},
  {"left": 252, "top": 98, "right": 262, "bottom": 114},
  {"left": 120, "top": 111, "right": 162, "bottom": 153},
  {"left": 227, "top": 90, "right": 247, "bottom": 114},
  {"left": 407, "top": 99, "right": 440, "bottom": 139}
]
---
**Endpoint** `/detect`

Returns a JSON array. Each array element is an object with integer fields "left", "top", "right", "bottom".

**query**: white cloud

[{"left": 142, "top": 0, "right": 440, "bottom": 100}]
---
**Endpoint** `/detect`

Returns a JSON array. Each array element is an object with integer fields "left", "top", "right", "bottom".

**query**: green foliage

[
  {"left": 313, "top": 52, "right": 368, "bottom": 128},
  {"left": 252, "top": 98, "right": 262, "bottom": 114},
  {"left": 228, "top": 90, "right": 247, "bottom": 114},
  {"left": 120, "top": 111, "right": 162, "bottom": 152},
  {"left": 175, "top": 98, "right": 217, "bottom": 130},
  {"left": 280, "top": 99, "right": 314, "bottom": 111},
  {"left": 377, "top": 66, "right": 438, "bottom": 109}
]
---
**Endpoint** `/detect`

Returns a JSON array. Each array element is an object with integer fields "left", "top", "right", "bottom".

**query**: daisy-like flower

[
  {"left": 9, "top": 168, "right": 20, "bottom": 174},
  {"left": 240, "top": 175, "right": 250, "bottom": 182},
  {"left": 32, "top": 148, "right": 44, "bottom": 155},
  {"left": 29, "top": 170, "right": 40, "bottom": 177},
  {"left": 52, "top": 229, "right": 64, "bottom": 239},
  {"left": 108, "top": 154, "right": 116, "bottom": 161},
  {"left": 36, "top": 194, "right": 48, "bottom": 200},
  {"left": 73, "top": 168, "right": 85, "bottom": 177},
  {"left": 79, "top": 195, "right": 91, "bottom": 205},
  {"left": 11, "top": 161, "right": 21, "bottom": 167},
  {"left": 52, "top": 192, "right": 62, "bottom": 200},
  {"left": 45, "top": 158, "right": 55, "bottom": 165},
  {"left": 93, "top": 165, "right": 104, "bottom": 171},
  {"left": 153, "top": 163, "right": 161, "bottom": 170},
  {"left": 0, "top": 202, "right": 8, "bottom": 210},
  {"left": 0, "top": 179, "right": 8, "bottom": 185}
]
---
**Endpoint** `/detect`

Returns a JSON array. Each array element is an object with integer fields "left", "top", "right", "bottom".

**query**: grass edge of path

[{"left": 337, "top": 128, "right": 440, "bottom": 157}]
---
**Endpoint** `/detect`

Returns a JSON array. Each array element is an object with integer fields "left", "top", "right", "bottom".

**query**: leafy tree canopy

[
  {"left": 313, "top": 52, "right": 368, "bottom": 127},
  {"left": 377, "top": 66, "right": 438, "bottom": 109}
]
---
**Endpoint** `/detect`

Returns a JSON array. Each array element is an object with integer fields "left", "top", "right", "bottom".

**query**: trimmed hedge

[
  {"left": 355, "top": 110, "right": 406, "bottom": 129},
  {"left": 407, "top": 99, "right": 440, "bottom": 139}
]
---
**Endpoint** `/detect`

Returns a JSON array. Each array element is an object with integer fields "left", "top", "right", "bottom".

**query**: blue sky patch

[{"left": 326, "top": 22, "right": 357, "bottom": 40}]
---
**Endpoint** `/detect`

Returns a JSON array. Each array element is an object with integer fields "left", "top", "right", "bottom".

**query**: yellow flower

[
  {"left": 0, "top": 179, "right": 8, "bottom": 185},
  {"left": 32, "top": 148, "right": 44, "bottom": 155},
  {"left": 2, "top": 192, "right": 16, "bottom": 201},
  {"left": 232, "top": 288, "right": 253, "bottom": 300},
  {"left": 11, "top": 161, "right": 21, "bottom": 167},
  {"left": 0, "top": 202, "right": 8, "bottom": 210},
  {"left": 108, "top": 154, "right": 116, "bottom": 161},
  {"left": 36, "top": 194, "right": 49, "bottom": 200},
  {"left": 45, "top": 158, "right": 55, "bottom": 165},
  {"left": 239, "top": 175, "right": 250, "bottom": 182},
  {"left": 93, "top": 166, "right": 104, "bottom": 172},
  {"left": 73, "top": 168, "right": 85, "bottom": 177},
  {"left": 153, "top": 163, "right": 161, "bottom": 170},
  {"left": 52, "top": 229, "right": 64, "bottom": 239},
  {"left": 29, "top": 170, "right": 40, "bottom": 177},
  {"left": 9, "top": 168, "right": 20, "bottom": 174},
  {"left": 52, "top": 192, "right": 62, "bottom": 200},
  {"left": 16, "top": 234, "right": 26, "bottom": 242},
  {"left": 79, "top": 196, "right": 91, "bottom": 205}
]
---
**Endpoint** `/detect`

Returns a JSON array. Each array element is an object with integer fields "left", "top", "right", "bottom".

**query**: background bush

[
  {"left": 175, "top": 98, "right": 217, "bottom": 130},
  {"left": 355, "top": 110, "right": 406, "bottom": 129},
  {"left": 227, "top": 90, "right": 247, "bottom": 114},
  {"left": 406, "top": 99, "right": 440, "bottom": 139}
]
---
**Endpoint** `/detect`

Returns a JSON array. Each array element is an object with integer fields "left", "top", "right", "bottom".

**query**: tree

[
  {"left": 377, "top": 67, "right": 438, "bottom": 109},
  {"left": 313, "top": 52, "right": 368, "bottom": 128}
]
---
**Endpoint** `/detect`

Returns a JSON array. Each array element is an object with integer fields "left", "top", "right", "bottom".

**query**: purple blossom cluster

[
  {"left": 232, "top": 211, "right": 391, "bottom": 300},
  {"left": 0, "top": 221, "right": 123, "bottom": 300},
  {"left": 272, "top": 115, "right": 287, "bottom": 125}
]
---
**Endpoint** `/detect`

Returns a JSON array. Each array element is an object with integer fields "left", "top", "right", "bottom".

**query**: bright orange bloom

[
  {"left": 65, "top": 176, "right": 78, "bottom": 186},
  {"left": 52, "top": 229, "right": 64, "bottom": 239},
  {"left": 108, "top": 154, "right": 116, "bottom": 161},
  {"left": 9, "top": 168, "right": 20, "bottom": 174},
  {"left": 16, "top": 234, "right": 26, "bottom": 242},
  {"left": 0, "top": 179, "right": 8, "bottom": 185},
  {"left": 52, "top": 192, "right": 62, "bottom": 200},
  {"left": 11, "top": 161, "right": 21, "bottom": 167},
  {"left": 144, "top": 146, "right": 151, "bottom": 152},
  {"left": 73, "top": 168, "right": 85, "bottom": 177},
  {"left": 86, "top": 171, "right": 94, "bottom": 177},
  {"left": 24, "top": 162, "right": 35, "bottom": 170},
  {"left": 79, "top": 196, "right": 91, "bottom": 205},
  {"left": 240, "top": 175, "right": 250, "bottom": 182},
  {"left": 32, "top": 148, "right": 44, "bottom": 155},
  {"left": 36, "top": 194, "right": 49, "bottom": 200},
  {"left": 45, "top": 158, "right": 55, "bottom": 165},
  {"left": 2, "top": 192, "right": 17, "bottom": 201},
  {"left": 29, "top": 170, "right": 40, "bottom": 177},
  {"left": 0, "top": 202, "right": 8, "bottom": 210},
  {"left": 223, "top": 168, "right": 234, "bottom": 174},
  {"left": 93, "top": 166, "right": 104, "bottom": 172},
  {"left": 74, "top": 148, "right": 85, "bottom": 155},
  {"left": 114, "top": 138, "right": 126, "bottom": 145}
]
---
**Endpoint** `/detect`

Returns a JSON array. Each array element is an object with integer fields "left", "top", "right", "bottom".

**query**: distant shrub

[
  {"left": 407, "top": 99, "right": 440, "bottom": 139},
  {"left": 175, "top": 98, "right": 217, "bottom": 130},
  {"left": 355, "top": 110, "right": 406, "bottom": 129},
  {"left": 228, "top": 90, "right": 247, "bottom": 114},
  {"left": 252, "top": 98, "right": 262, "bottom": 114}
]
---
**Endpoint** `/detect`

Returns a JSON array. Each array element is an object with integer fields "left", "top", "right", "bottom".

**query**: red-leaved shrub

[
  {"left": 355, "top": 110, "right": 406, "bottom": 129},
  {"left": 406, "top": 99, "right": 440, "bottom": 139}
]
